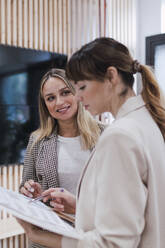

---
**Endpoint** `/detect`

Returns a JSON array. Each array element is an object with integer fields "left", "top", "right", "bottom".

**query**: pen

[
  {"left": 28, "top": 194, "right": 49, "bottom": 203},
  {"left": 29, "top": 188, "right": 64, "bottom": 203}
]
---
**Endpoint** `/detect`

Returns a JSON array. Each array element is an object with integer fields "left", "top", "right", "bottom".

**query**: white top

[{"left": 57, "top": 135, "right": 90, "bottom": 195}]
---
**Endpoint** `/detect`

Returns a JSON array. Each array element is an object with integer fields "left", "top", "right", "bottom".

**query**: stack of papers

[{"left": 0, "top": 186, "right": 82, "bottom": 240}]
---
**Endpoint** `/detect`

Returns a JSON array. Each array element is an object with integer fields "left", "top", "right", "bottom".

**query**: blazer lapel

[
  {"left": 42, "top": 134, "right": 59, "bottom": 188},
  {"left": 77, "top": 148, "right": 96, "bottom": 199}
]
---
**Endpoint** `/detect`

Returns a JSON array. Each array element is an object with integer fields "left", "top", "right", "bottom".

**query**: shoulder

[
  {"left": 28, "top": 132, "right": 40, "bottom": 145},
  {"left": 95, "top": 120, "right": 148, "bottom": 174},
  {"left": 27, "top": 133, "right": 45, "bottom": 150},
  {"left": 97, "top": 117, "right": 145, "bottom": 150}
]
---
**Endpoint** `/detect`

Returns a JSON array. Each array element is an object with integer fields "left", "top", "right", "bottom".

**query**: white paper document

[{"left": 0, "top": 186, "right": 82, "bottom": 240}]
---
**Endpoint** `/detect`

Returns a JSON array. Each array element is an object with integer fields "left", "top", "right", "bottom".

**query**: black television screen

[{"left": 0, "top": 44, "right": 67, "bottom": 165}]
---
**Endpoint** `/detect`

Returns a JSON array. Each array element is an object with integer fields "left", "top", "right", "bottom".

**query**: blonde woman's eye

[
  {"left": 62, "top": 90, "right": 71, "bottom": 96},
  {"left": 47, "top": 96, "right": 54, "bottom": 101}
]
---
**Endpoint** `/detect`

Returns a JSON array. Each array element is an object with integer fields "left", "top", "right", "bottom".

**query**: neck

[
  {"left": 57, "top": 118, "right": 79, "bottom": 137},
  {"left": 111, "top": 88, "right": 135, "bottom": 117}
]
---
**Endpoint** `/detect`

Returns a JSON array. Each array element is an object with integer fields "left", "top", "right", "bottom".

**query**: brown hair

[{"left": 66, "top": 37, "right": 165, "bottom": 140}]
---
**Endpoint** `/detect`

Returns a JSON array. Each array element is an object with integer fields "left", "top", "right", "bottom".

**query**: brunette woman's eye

[{"left": 79, "top": 85, "right": 86, "bottom": 90}]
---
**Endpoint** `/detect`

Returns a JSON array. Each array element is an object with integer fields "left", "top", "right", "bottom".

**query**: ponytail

[
  {"left": 140, "top": 65, "right": 165, "bottom": 140},
  {"left": 66, "top": 37, "right": 165, "bottom": 140}
]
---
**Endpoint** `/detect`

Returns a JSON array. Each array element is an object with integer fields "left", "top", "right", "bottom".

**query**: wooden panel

[
  {"left": 0, "top": 0, "right": 6, "bottom": 43},
  {"left": 0, "top": 0, "right": 110, "bottom": 56},
  {"left": 18, "top": 0, "right": 23, "bottom": 47},
  {"left": 53, "top": 0, "right": 58, "bottom": 52},
  {"left": 0, "top": 217, "right": 24, "bottom": 240},
  {"left": 33, "top": 0, "right": 39, "bottom": 49},
  {"left": 0, "top": 165, "right": 27, "bottom": 248},
  {"left": 107, "top": 0, "right": 137, "bottom": 55},
  {"left": 23, "top": 0, "right": 28, "bottom": 47},
  {"left": 6, "top": 0, "right": 12, "bottom": 45},
  {"left": 43, "top": 0, "right": 48, "bottom": 51},
  {"left": 48, "top": 0, "right": 53, "bottom": 51},
  {"left": 38, "top": 0, "right": 43, "bottom": 50},
  {"left": 0, "top": 0, "right": 137, "bottom": 55},
  {"left": 0, "top": 165, "right": 23, "bottom": 220}
]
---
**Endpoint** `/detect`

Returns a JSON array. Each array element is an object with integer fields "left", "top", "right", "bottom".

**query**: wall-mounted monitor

[
  {"left": 0, "top": 44, "right": 67, "bottom": 165},
  {"left": 146, "top": 33, "right": 165, "bottom": 94}
]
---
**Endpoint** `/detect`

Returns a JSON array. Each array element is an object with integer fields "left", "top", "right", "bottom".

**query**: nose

[
  {"left": 75, "top": 87, "right": 83, "bottom": 102},
  {"left": 56, "top": 96, "right": 64, "bottom": 105},
  {"left": 75, "top": 91, "right": 83, "bottom": 102}
]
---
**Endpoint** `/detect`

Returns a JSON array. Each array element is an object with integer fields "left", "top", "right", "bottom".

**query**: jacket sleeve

[
  {"left": 19, "top": 134, "right": 38, "bottom": 190},
  {"left": 62, "top": 128, "right": 148, "bottom": 248}
]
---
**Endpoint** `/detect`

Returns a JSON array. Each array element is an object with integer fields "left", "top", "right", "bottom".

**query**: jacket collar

[
  {"left": 116, "top": 94, "right": 146, "bottom": 120},
  {"left": 46, "top": 132, "right": 57, "bottom": 140}
]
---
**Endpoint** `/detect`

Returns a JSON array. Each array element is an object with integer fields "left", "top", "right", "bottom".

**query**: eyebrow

[{"left": 44, "top": 86, "right": 69, "bottom": 97}]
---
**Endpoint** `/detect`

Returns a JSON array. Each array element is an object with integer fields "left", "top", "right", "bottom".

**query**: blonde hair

[{"left": 32, "top": 68, "right": 101, "bottom": 149}]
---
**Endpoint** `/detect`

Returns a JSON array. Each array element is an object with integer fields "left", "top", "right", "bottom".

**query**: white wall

[{"left": 136, "top": 0, "right": 162, "bottom": 64}]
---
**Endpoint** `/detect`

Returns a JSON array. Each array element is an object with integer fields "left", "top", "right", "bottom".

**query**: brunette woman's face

[
  {"left": 75, "top": 79, "right": 110, "bottom": 116},
  {"left": 42, "top": 77, "right": 78, "bottom": 122}
]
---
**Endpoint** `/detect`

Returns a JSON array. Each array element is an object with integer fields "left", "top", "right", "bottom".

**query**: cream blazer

[{"left": 62, "top": 95, "right": 165, "bottom": 248}]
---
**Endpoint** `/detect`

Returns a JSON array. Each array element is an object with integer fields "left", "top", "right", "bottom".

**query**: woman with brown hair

[{"left": 18, "top": 38, "right": 165, "bottom": 248}]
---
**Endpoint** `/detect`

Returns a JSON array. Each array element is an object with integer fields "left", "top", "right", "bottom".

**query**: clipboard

[
  {"left": 0, "top": 186, "right": 81, "bottom": 240},
  {"left": 55, "top": 211, "right": 75, "bottom": 225}
]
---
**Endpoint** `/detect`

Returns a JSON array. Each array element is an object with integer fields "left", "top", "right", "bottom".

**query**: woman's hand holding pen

[
  {"left": 42, "top": 188, "right": 76, "bottom": 214},
  {"left": 20, "top": 179, "right": 42, "bottom": 198}
]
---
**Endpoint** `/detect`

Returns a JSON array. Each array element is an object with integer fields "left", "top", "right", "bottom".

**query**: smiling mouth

[{"left": 56, "top": 105, "right": 70, "bottom": 113}]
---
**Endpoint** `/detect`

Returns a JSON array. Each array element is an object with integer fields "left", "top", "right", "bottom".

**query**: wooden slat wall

[
  {"left": 0, "top": 165, "right": 28, "bottom": 248},
  {"left": 0, "top": 0, "right": 106, "bottom": 56},
  {"left": 107, "top": 0, "right": 137, "bottom": 55},
  {"left": 0, "top": 0, "right": 136, "bottom": 55},
  {"left": 0, "top": 165, "right": 23, "bottom": 220},
  {"left": 0, "top": 234, "right": 28, "bottom": 248}
]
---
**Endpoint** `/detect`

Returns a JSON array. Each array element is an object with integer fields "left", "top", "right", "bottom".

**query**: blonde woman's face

[{"left": 42, "top": 77, "right": 78, "bottom": 122}]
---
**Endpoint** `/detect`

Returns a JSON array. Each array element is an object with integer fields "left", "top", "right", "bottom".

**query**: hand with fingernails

[
  {"left": 20, "top": 179, "right": 42, "bottom": 198},
  {"left": 42, "top": 188, "right": 76, "bottom": 214}
]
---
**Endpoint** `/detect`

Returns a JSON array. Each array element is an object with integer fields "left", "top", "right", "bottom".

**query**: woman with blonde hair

[{"left": 20, "top": 68, "right": 104, "bottom": 248}]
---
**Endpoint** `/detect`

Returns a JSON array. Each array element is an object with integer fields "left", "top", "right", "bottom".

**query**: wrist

[{"left": 32, "top": 229, "right": 62, "bottom": 248}]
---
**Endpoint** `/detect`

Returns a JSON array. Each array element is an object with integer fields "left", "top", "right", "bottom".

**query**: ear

[{"left": 106, "top": 66, "right": 118, "bottom": 86}]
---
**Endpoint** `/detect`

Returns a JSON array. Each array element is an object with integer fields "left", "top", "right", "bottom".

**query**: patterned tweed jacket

[
  {"left": 20, "top": 132, "right": 60, "bottom": 248},
  {"left": 20, "top": 132, "right": 60, "bottom": 191}
]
